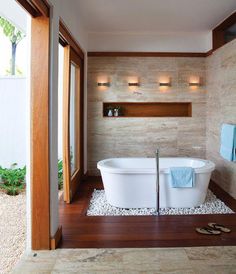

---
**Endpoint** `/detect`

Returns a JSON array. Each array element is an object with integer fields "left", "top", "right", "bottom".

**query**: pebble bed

[
  {"left": 0, "top": 191, "right": 26, "bottom": 274},
  {"left": 87, "top": 189, "right": 234, "bottom": 216}
]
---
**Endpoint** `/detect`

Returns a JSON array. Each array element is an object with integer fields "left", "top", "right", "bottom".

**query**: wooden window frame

[
  {"left": 17, "top": 0, "right": 49, "bottom": 17},
  {"left": 59, "top": 20, "right": 84, "bottom": 203},
  {"left": 62, "top": 44, "right": 71, "bottom": 203},
  {"left": 16, "top": 0, "right": 51, "bottom": 250},
  {"left": 59, "top": 20, "right": 84, "bottom": 60},
  {"left": 212, "top": 11, "right": 236, "bottom": 51},
  {"left": 69, "top": 48, "right": 84, "bottom": 200}
]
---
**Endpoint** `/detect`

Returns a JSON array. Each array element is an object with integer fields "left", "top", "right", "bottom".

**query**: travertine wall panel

[
  {"left": 88, "top": 57, "right": 206, "bottom": 175},
  {"left": 206, "top": 39, "right": 236, "bottom": 198}
]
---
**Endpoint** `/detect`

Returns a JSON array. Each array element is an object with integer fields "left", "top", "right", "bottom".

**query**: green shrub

[
  {"left": 0, "top": 163, "right": 26, "bottom": 196},
  {"left": 58, "top": 159, "right": 63, "bottom": 190}
]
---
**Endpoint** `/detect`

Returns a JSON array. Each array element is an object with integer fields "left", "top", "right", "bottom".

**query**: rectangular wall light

[
  {"left": 159, "top": 82, "right": 171, "bottom": 87},
  {"left": 128, "top": 82, "right": 139, "bottom": 86},
  {"left": 98, "top": 82, "right": 110, "bottom": 87},
  {"left": 189, "top": 76, "right": 200, "bottom": 87},
  {"left": 189, "top": 82, "right": 200, "bottom": 87},
  {"left": 159, "top": 76, "right": 171, "bottom": 87}
]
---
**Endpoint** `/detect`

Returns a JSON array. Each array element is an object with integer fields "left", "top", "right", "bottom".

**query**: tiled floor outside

[{"left": 14, "top": 246, "right": 236, "bottom": 274}]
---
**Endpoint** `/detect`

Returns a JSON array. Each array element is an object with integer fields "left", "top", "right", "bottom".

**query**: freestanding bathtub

[{"left": 97, "top": 158, "right": 215, "bottom": 209}]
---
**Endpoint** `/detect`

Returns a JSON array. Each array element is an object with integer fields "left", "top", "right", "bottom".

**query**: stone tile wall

[
  {"left": 206, "top": 39, "right": 236, "bottom": 198},
  {"left": 87, "top": 57, "right": 206, "bottom": 175}
]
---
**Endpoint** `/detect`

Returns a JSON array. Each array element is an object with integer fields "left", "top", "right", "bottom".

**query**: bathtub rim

[{"left": 97, "top": 157, "right": 215, "bottom": 174}]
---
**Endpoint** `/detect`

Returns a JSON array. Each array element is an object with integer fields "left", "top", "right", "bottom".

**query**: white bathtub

[{"left": 97, "top": 158, "right": 215, "bottom": 209}]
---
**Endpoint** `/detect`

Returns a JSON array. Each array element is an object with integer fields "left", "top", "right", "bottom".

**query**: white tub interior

[
  {"left": 106, "top": 158, "right": 205, "bottom": 168},
  {"left": 100, "top": 157, "right": 207, "bottom": 174}
]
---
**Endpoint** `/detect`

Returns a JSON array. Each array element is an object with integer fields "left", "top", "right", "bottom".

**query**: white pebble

[{"left": 87, "top": 189, "right": 234, "bottom": 216}]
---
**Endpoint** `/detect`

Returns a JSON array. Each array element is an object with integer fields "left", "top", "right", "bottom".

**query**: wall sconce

[
  {"left": 189, "top": 76, "right": 201, "bottom": 87},
  {"left": 189, "top": 82, "right": 200, "bottom": 87},
  {"left": 159, "top": 76, "right": 171, "bottom": 90},
  {"left": 128, "top": 82, "right": 140, "bottom": 87},
  {"left": 159, "top": 82, "right": 171, "bottom": 87},
  {"left": 97, "top": 82, "right": 110, "bottom": 87},
  {"left": 128, "top": 77, "right": 140, "bottom": 94}
]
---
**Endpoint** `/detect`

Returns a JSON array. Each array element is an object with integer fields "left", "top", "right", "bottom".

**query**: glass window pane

[
  {"left": 58, "top": 44, "right": 64, "bottom": 191},
  {"left": 70, "top": 63, "right": 76, "bottom": 175},
  {"left": 225, "top": 23, "right": 236, "bottom": 43}
]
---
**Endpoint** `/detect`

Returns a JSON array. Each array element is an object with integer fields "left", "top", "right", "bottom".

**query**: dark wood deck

[{"left": 59, "top": 177, "right": 236, "bottom": 248}]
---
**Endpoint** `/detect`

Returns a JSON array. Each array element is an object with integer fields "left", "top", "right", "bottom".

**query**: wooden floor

[{"left": 59, "top": 177, "right": 236, "bottom": 248}]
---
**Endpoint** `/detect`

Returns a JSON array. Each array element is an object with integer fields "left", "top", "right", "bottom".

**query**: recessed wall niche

[{"left": 103, "top": 102, "right": 192, "bottom": 117}]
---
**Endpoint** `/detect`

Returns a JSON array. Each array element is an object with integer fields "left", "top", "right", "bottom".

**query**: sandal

[
  {"left": 208, "top": 223, "right": 231, "bottom": 233},
  {"left": 195, "top": 227, "right": 221, "bottom": 235}
]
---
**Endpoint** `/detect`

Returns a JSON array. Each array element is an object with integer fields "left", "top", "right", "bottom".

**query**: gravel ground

[
  {"left": 87, "top": 189, "right": 234, "bottom": 216},
  {"left": 0, "top": 191, "right": 26, "bottom": 274}
]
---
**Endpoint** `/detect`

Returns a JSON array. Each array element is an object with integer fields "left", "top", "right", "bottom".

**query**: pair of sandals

[{"left": 196, "top": 223, "right": 231, "bottom": 235}]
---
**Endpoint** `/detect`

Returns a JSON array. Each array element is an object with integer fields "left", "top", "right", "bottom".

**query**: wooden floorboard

[{"left": 59, "top": 177, "right": 236, "bottom": 248}]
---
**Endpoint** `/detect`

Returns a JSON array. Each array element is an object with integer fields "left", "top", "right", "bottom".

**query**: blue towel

[
  {"left": 220, "top": 123, "right": 236, "bottom": 162},
  {"left": 170, "top": 167, "right": 194, "bottom": 188}
]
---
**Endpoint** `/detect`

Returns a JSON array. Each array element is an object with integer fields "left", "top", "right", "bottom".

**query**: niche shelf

[{"left": 103, "top": 102, "right": 192, "bottom": 117}]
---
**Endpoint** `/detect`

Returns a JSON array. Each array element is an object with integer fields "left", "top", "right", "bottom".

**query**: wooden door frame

[
  {"left": 69, "top": 48, "right": 84, "bottom": 200},
  {"left": 59, "top": 20, "right": 84, "bottom": 203},
  {"left": 16, "top": 0, "right": 49, "bottom": 17},
  {"left": 16, "top": 0, "right": 51, "bottom": 250}
]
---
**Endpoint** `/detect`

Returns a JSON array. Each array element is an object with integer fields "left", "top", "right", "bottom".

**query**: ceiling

[{"left": 76, "top": 0, "right": 236, "bottom": 33}]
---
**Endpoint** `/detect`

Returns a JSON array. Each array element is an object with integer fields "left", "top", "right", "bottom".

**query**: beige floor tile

[
  {"left": 185, "top": 246, "right": 236, "bottom": 274},
  {"left": 185, "top": 246, "right": 236, "bottom": 265},
  {"left": 13, "top": 250, "right": 58, "bottom": 274},
  {"left": 13, "top": 247, "right": 236, "bottom": 274},
  {"left": 51, "top": 248, "right": 194, "bottom": 274},
  {"left": 190, "top": 263, "right": 236, "bottom": 274}
]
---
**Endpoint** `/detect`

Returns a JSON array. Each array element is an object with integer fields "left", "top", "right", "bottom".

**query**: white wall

[
  {"left": 50, "top": 0, "right": 88, "bottom": 50},
  {"left": 0, "top": 78, "right": 27, "bottom": 168},
  {"left": 50, "top": 0, "right": 88, "bottom": 171},
  {"left": 47, "top": 0, "right": 88, "bottom": 240},
  {"left": 88, "top": 31, "right": 212, "bottom": 52}
]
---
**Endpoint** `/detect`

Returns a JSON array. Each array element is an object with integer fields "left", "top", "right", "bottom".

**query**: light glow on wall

[
  {"left": 189, "top": 76, "right": 201, "bottom": 90},
  {"left": 97, "top": 76, "right": 110, "bottom": 90},
  {"left": 159, "top": 76, "right": 171, "bottom": 91},
  {"left": 128, "top": 77, "right": 139, "bottom": 92}
]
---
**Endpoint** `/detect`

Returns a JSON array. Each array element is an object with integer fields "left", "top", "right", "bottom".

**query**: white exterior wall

[{"left": 0, "top": 77, "right": 27, "bottom": 168}]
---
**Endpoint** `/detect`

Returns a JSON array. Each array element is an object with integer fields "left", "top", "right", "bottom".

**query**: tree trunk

[{"left": 11, "top": 42, "right": 17, "bottom": 75}]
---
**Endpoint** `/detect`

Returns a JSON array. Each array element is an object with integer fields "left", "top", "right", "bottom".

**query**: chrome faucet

[{"left": 155, "top": 149, "right": 160, "bottom": 215}]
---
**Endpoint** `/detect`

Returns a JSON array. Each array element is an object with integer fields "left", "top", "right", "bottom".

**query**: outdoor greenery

[
  {"left": 58, "top": 159, "right": 63, "bottom": 190},
  {"left": 0, "top": 16, "right": 25, "bottom": 75},
  {"left": 0, "top": 163, "right": 26, "bottom": 196},
  {"left": 0, "top": 160, "right": 63, "bottom": 195}
]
